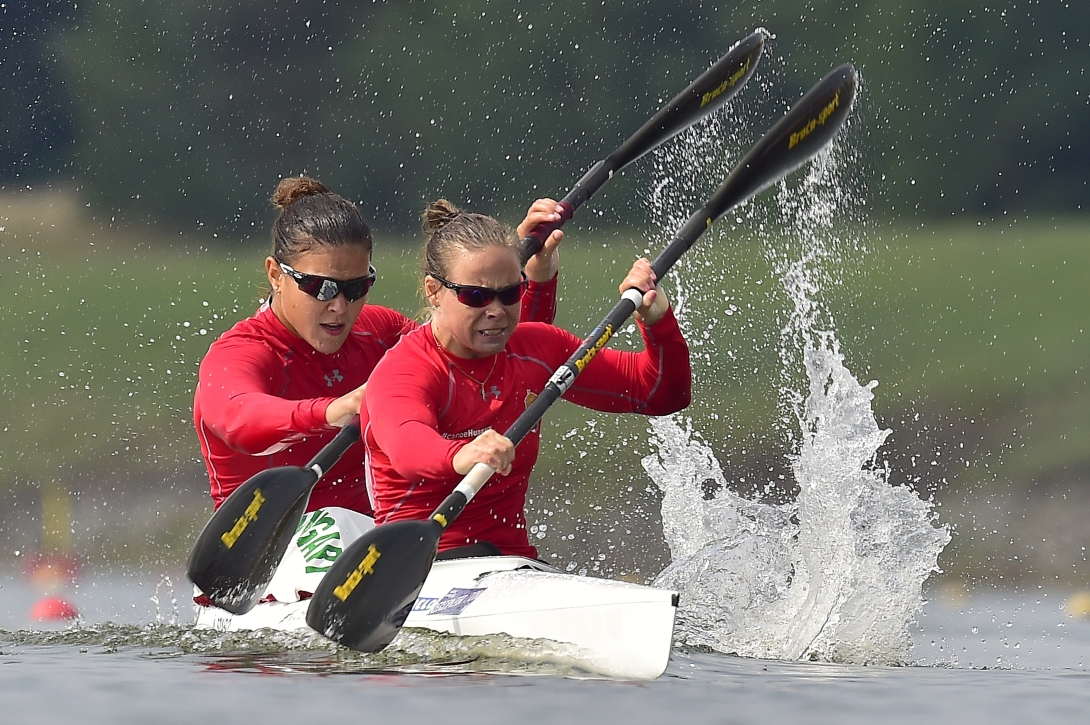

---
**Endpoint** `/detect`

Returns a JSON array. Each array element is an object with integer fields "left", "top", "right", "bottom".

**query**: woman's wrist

[{"left": 524, "top": 254, "right": 559, "bottom": 283}]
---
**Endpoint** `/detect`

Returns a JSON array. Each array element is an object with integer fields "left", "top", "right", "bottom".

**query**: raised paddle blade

[
  {"left": 306, "top": 519, "right": 442, "bottom": 651},
  {"left": 519, "top": 29, "right": 767, "bottom": 260},
  {"left": 651, "top": 63, "right": 859, "bottom": 277},
  {"left": 706, "top": 63, "right": 858, "bottom": 222},
  {"left": 186, "top": 466, "right": 315, "bottom": 614},
  {"left": 610, "top": 29, "right": 767, "bottom": 170}
]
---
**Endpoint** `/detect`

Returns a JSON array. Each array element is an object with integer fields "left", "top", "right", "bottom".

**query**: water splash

[
  {"left": 648, "top": 344, "right": 949, "bottom": 664},
  {"left": 148, "top": 575, "right": 180, "bottom": 626},
  {"left": 642, "top": 97, "right": 949, "bottom": 664}
]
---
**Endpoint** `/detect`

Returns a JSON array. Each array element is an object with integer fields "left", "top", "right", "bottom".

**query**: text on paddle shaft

[
  {"left": 574, "top": 324, "right": 614, "bottom": 372},
  {"left": 700, "top": 57, "right": 752, "bottom": 108},
  {"left": 220, "top": 489, "right": 265, "bottom": 548},
  {"left": 332, "top": 544, "right": 381, "bottom": 601},
  {"left": 789, "top": 90, "right": 841, "bottom": 150}
]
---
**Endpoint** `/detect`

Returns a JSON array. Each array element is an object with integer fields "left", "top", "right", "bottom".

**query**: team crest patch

[{"left": 524, "top": 390, "right": 537, "bottom": 408}]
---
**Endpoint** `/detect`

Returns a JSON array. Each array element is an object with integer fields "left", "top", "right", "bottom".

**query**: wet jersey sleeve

[
  {"left": 553, "top": 308, "right": 692, "bottom": 415},
  {"left": 520, "top": 273, "right": 557, "bottom": 324},
  {"left": 365, "top": 356, "right": 463, "bottom": 481},
  {"left": 196, "top": 338, "right": 333, "bottom": 455},
  {"left": 197, "top": 307, "right": 415, "bottom": 457}
]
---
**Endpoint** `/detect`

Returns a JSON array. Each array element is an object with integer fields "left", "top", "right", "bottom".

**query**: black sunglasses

[
  {"left": 430, "top": 272, "right": 528, "bottom": 308},
  {"left": 278, "top": 261, "right": 377, "bottom": 302}
]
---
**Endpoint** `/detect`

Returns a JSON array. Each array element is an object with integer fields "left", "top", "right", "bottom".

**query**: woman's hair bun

[
  {"left": 272, "top": 175, "right": 332, "bottom": 210},
  {"left": 421, "top": 199, "right": 462, "bottom": 236}
]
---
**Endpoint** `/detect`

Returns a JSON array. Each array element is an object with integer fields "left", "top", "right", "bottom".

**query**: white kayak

[{"left": 193, "top": 508, "right": 678, "bottom": 679}]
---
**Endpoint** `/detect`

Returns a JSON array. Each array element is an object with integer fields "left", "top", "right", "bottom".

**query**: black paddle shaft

[{"left": 517, "top": 29, "right": 767, "bottom": 263}]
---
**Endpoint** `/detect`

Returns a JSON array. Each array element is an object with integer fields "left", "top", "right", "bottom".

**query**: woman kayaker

[
  {"left": 194, "top": 177, "right": 565, "bottom": 515},
  {"left": 361, "top": 200, "right": 692, "bottom": 558}
]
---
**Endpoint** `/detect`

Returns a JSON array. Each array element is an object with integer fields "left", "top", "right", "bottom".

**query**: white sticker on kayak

[{"left": 428, "top": 587, "right": 486, "bottom": 616}]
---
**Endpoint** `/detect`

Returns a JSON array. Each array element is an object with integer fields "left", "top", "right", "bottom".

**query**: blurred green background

[{"left": 3, "top": 0, "right": 1090, "bottom": 588}]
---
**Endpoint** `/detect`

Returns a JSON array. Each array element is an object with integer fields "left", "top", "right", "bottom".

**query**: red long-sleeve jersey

[
  {"left": 194, "top": 277, "right": 556, "bottom": 513},
  {"left": 361, "top": 310, "right": 691, "bottom": 557}
]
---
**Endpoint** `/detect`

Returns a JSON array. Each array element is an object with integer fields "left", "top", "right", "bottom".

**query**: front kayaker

[
  {"left": 361, "top": 199, "right": 692, "bottom": 558},
  {"left": 193, "top": 177, "right": 565, "bottom": 515}
]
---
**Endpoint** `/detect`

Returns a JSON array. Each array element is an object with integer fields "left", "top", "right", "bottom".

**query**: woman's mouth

[{"left": 320, "top": 322, "right": 346, "bottom": 336}]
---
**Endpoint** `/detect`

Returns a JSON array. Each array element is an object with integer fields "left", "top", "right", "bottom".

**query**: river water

[{"left": 2, "top": 572, "right": 1090, "bottom": 724}]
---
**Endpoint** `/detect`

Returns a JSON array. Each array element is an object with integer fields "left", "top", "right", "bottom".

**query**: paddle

[
  {"left": 186, "top": 416, "right": 361, "bottom": 614},
  {"left": 184, "top": 32, "right": 763, "bottom": 615},
  {"left": 517, "top": 28, "right": 767, "bottom": 262},
  {"left": 306, "top": 63, "right": 860, "bottom": 652}
]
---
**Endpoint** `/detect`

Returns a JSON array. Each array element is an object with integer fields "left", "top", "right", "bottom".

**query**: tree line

[{"left": 6, "top": 0, "right": 1089, "bottom": 234}]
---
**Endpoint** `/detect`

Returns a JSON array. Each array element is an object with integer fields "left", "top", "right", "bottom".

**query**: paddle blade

[
  {"left": 706, "top": 63, "right": 859, "bottom": 221},
  {"left": 186, "top": 467, "right": 315, "bottom": 614},
  {"left": 307, "top": 519, "right": 442, "bottom": 652},
  {"left": 611, "top": 29, "right": 767, "bottom": 169}
]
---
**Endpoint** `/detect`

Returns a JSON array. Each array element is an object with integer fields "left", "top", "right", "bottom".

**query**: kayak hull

[{"left": 195, "top": 555, "right": 677, "bottom": 679}]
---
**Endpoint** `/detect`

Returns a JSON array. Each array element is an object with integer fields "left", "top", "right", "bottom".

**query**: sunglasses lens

[
  {"left": 342, "top": 282, "right": 361, "bottom": 301},
  {"left": 455, "top": 288, "right": 492, "bottom": 308},
  {"left": 347, "top": 267, "right": 378, "bottom": 301},
  {"left": 294, "top": 275, "right": 328, "bottom": 299},
  {"left": 498, "top": 283, "right": 525, "bottom": 305},
  {"left": 445, "top": 275, "right": 526, "bottom": 308},
  {"left": 340, "top": 276, "right": 375, "bottom": 302}
]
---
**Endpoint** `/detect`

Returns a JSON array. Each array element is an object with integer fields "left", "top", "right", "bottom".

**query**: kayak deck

[{"left": 195, "top": 555, "right": 677, "bottom": 679}]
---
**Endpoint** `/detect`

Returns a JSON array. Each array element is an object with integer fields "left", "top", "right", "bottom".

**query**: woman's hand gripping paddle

[
  {"left": 186, "top": 416, "right": 361, "bottom": 614},
  {"left": 518, "top": 29, "right": 767, "bottom": 263},
  {"left": 307, "top": 64, "right": 860, "bottom": 652}
]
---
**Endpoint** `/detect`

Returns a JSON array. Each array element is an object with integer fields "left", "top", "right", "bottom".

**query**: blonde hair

[{"left": 421, "top": 199, "right": 515, "bottom": 279}]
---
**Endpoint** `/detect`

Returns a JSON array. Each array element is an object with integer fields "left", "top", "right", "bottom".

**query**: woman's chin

[
  {"left": 472, "top": 331, "right": 511, "bottom": 355},
  {"left": 307, "top": 330, "right": 349, "bottom": 354}
]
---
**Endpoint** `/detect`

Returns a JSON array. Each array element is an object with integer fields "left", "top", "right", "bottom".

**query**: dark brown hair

[
  {"left": 270, "top": 176, "right": 372, "bottom": 262},
  {"left": 421, "top": 199, "right": 514, "bottom": 278}
]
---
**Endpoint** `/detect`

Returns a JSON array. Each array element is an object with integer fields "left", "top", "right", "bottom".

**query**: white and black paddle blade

[
  {"left": 306, "top": 519, "right": 442, "bottom": 651},
  {"left": 186, "top": 466, "right": 315, "bottom": 614}
]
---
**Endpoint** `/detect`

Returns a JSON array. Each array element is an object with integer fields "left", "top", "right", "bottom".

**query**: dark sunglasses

[
  {"left": 430, "top": 272, "right": 528, "bottom": 308},
  {"left": 278, "top": 261, "right": 377, "bottom": 302}
]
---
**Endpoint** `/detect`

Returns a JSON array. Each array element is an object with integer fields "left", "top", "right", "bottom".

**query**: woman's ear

[
  {"left": 265, "top": 256, "right": 283, "bottom": 294},
  {"left": 423, "top": 275, "right": 442, "bottom": 306}
]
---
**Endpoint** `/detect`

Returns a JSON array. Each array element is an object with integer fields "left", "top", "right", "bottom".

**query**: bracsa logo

[
  {"left": 788, "top": 90, "right": 841, "bottom": 150},
  {"left": 220, "top": 489, "right": 265, "bottom": 548},
  {"left": 333, "top": 544, "right": 382, "bottom": 601},
  {"left": 574, "top": 324, "right": 613, "bottom": 371},
  {"left": 700, "top": 57, "right": 751, "bottom": 108}
]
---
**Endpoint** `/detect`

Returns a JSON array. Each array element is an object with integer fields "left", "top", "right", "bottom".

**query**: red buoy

[{"left": 29, "top": 595, "right": 79, "bottom": 621}]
